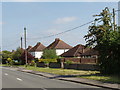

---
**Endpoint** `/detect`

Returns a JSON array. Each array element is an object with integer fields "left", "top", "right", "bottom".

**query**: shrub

[
  {"left": 64, "top": 60, "right": 73, "bottom": 65},
  {"left": 38, "top": 59, "right": 57, "bottom": 67}
]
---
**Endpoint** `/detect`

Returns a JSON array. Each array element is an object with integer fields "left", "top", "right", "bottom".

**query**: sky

[{"left": 1, "top": 1, "right": 119, "bottom": 51}]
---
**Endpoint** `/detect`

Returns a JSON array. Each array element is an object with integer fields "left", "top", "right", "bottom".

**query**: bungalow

[
  {"left": 20, "top": 50, "right": 34, "bottom": 64},
  {"left": 29, "top": 42, "right": 46, "bottom": 59},
  {"left": 46, "top": 38, "right": 72, "bottom": 56},
  {"left": 81, "top": 48, "right": 99, "bottom": 58},
  {"left": 61, "top": 44, "right": 86, "bottom": 58},
  {"left": 26, "top": 46, "right": 32, "bottom": 52}
]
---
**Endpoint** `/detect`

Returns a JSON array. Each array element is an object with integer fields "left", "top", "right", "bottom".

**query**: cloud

[{"left": 54, "top": 17, "right": 77, "bottom": 24}]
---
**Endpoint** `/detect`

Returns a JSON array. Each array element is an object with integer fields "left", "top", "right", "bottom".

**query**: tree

[
  {"left": 20, "top": 50, "right": 34, "bottom": 65},
  {"left": 12, "top": 47, "right": 23, "bottom": 60},
  {"left": 84, "top": 7, "right": 112, "bottom": 47},
  {"left": 2, "top": 50, "right": 13, "bottom": 64},
  {"left": 42, "top": 49, "right": 58, "bottom": 59},
  {"left": 84, "top": 7, "right": 120, "bottom": 75},
  {"left": 41, "top": 49, "right": 58, "bottom": 67}
]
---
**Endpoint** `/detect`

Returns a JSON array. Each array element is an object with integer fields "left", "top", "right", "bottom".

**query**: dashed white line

[
  {"left": 4, "top": 73, "right": 8, "bottom": 76},
  {"left": 16, "top": 78, "right": 23, "bottom": 81}
]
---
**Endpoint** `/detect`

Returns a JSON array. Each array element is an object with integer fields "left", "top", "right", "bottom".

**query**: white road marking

[
  {"left": 16, "top": 78, "right": 23, "bottom": 81},
  {"left": 4, "top": 73, "right": 8, "bottom": 76}
]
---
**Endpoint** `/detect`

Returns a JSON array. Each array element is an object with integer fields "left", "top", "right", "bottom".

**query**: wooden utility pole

[
  {"left": 21, "top": 37, "right": 23, "bottom": 49},
  {"left": 24, "top": 27, "right": 27, "bottom": 67},
  {"left": 113, "top": 8, "right": 116, "bottom": 31}
]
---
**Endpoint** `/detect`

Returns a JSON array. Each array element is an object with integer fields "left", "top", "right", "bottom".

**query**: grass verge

[
  {"left": 23, "top": 65, "right": 99, "bottom": 75},
  {"left": 77, "top": 75, "right": 120, "bottom": 84},
  {"left": 2, "top": 64, "right": 120, "bottom": 84}
]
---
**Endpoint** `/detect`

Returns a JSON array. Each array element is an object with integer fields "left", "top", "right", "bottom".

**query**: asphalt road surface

[{"left": 2, "top": 67, "right": 105, "bottom": 89}]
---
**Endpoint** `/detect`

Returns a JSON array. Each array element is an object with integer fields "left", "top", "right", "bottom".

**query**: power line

[
  {"left": 3, "top": 9, "right": 120, "bottom": 49},
  {"left": 25, "top": 9, "right": 120, "bottom": 41},
  {"left": 27, "top": 20, "right": 94, "bottom": 40}
]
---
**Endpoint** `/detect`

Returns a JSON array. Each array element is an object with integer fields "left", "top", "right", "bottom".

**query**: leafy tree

[
  {"left": 42, "top": 49, "right": 58, "bottom": 59},
  {"left": 84, "top": 7, "right": 112, "bottom": 47},
  {"left": 12, "top": 47, "right": 23, "bottom": 60},
  {"left": 41, "top": 49, "right": 58, "bottom": 67},
  {"left": 84, "top": 7, "right": 120, "bottom": 75},
  {"left": 2, "top": 50, "right": 13, "bottom": 64}
]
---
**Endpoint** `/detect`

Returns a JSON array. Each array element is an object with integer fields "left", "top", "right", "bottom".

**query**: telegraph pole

[
  {"left": 113, "top": 8, "right": 116, "bottom": 31},
  {"left": 21, "top": 37, "right": 23, "bottom": 49},
  {"left": 24, "top": 27, "right": 27, "bottom": 67}
]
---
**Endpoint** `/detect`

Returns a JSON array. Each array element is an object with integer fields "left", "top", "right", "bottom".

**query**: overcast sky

[{"left": 1, "top": 1, "right": 119, "bottom": 51}]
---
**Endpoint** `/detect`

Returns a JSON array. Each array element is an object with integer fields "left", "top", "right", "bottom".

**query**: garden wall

[
  {"left": 36, "top": 62, "right": 99, "bottom": 71},
  {"left": 61, "top": 58, "right": 98, "bottom": 64}
]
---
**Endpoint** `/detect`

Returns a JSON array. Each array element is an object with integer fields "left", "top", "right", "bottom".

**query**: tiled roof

[
  {"left": 81, "top": 48, "right": 99, "bottom": 56},
  {"left": 61, "top": 44, "right": 85, "bottom": 57},
  {"left": 46, "top": 38, "right": 72, "bottom": 49},
  {"left": 29, "top": 42, "right": 46, "bottom": 52},
  {"left": 26, "top": 46, "right": 32, "bottom": 52}
]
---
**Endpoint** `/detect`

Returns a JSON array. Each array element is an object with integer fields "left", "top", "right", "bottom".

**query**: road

[{"left": 2, "top": 67, "right": 104, "bottom": 89}]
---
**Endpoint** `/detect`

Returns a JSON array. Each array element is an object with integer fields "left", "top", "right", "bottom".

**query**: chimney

[
  {"left": 55, "top": 38, "right": 60, "bottom": 41},
  {"left": 37, "top": 42, "right": 41, "bottom": 45},
  {"left": 28, "top": 46, "right": 32, "bottom": 48}
]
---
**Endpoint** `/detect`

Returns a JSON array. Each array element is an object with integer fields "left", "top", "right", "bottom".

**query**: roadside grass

[
  {"left": 77, "top": 75, "right": 120, "bottom": 84},
  {"left": 23, "top": 65, "right": 99, "bottom": 75},
  {"left": 0, "top": 64, "right": 9, "bottom": 66},
  {"left": 22, "top": 66, "right": 120, "bottom": 84},
  {"left": 2, "top": 64, "right": 120, "bottom": 84}
]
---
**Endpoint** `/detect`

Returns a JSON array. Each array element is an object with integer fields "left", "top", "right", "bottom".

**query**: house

[
  {"left": 29, "top": 42, "right": 46, "bottom": 59},
  {"left": 81, "top": 48, "right": 99, "bottom": 58},
  {"left": 61, "top": 44, "right": 86, "bottom": 58},
  {"left": 26, "top": 46, "right": 33, "bottom": 52},
  {"left": 46, "top": 38, "right": 72, "bottom": 55},
  {"left": 20, "top": 50, "right": 34, "bottom": 64}
]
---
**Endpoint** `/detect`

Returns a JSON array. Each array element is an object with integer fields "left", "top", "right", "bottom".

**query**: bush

[
  {"left": 30, "top": 60, "right": 36, "bottom": 66},
  {"left": 38, "top": 59, "right": 57, "bottom": 67},
  {"left": 7, "top": 58, "right": 14, "bottom": 66},
  {"left": 64, "top": 60, "right": 73, "bottom": 65}
]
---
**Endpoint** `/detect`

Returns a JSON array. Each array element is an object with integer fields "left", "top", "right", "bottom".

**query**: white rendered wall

[
  {"left": 56, "top": 49, "right": 69, "bottom": 56},
  {"left": 30, "top": 52, "right": 35, "bottom": 57},
  {"left": 30, "top": 51, "right": 43, "bottom": 59},
  {"left": 35, "top": 52, "right": 43, "bottom": 59}
]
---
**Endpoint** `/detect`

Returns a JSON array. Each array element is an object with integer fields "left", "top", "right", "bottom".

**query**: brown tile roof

[
  {"left": 26, "top": 46, "right": 32, "bottom": 52},
  {"left": 29, "top": 42, "right": 46, "bottom": 52},
  {"left": 46, "top": 38, "right": 72, "bottom": 49},
  {"left": 81, "top": 48, "right": 99, "bottom": 56},
  {"left": 61, "top": 44, "right": 85, "bottom": 57}
]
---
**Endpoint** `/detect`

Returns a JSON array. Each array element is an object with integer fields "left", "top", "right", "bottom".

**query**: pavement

[{"left": 16, "top": 67, "right": 120, "bottom": 90}]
